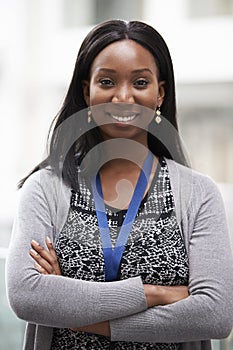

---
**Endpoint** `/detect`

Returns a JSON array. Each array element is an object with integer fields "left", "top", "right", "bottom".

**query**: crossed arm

[
  {"left": 7, "top": 169, "right": 233, "bottom": 343},
  {"left": 30, "top": 236, "right": 189, "bottom": 337}
]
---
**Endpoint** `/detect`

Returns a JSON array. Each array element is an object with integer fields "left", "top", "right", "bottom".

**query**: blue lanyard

[{"left": 91, "top": 151, "right": 153, "bottom": 281}]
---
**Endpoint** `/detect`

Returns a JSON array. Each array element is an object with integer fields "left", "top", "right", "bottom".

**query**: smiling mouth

[{"left": 110, "top": 114, "right": 137, "bottom": 122}]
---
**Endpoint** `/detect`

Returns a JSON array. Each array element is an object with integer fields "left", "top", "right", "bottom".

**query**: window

[
  {"left": 63, "top": 0, "right": 143, "bottom": 27},
  {"left": 188, "top": 0, "right": 233, "bottom": 17},
  {"left": 94, "top": 0, "right": 143, "bottom": 24}
]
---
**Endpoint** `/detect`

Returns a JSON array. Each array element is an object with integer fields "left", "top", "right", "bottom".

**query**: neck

[
  {"left": 100, "top": 129, "right": 149, "bottom": 148},
  {"left": 100, "top": 135, "right": 150, "bottom": 173},
  {"left": 100, "top": 158, "right": 142, "bottom": 174},
  {"left": 98, "top": 151, "right": 157, "bottom": 210}
]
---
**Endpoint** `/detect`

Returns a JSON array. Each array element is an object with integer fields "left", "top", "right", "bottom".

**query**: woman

[{"left": 6, "top": 20, "right": 233, "bottom": 349}]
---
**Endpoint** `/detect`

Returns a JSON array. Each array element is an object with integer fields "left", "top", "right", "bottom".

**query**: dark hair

[{"left": 18, "top": 19, "right": 188, "bottom": 189}]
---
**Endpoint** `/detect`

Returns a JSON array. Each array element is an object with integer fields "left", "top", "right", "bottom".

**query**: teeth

[{"left": 111, "top": 114, "right": 136, "bottom": 122}]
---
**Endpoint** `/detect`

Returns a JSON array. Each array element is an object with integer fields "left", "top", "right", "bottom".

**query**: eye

[
  {"left": 99, "top": 78, "right": 114, "bottom": 86},
  {"left": 134, "top": 79, "right": 149, "bottom": 87}
]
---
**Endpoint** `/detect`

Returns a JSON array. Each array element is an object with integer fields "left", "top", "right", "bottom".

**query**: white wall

[{"left": 0, "top": 0, "right": 232, "bottom": 224}]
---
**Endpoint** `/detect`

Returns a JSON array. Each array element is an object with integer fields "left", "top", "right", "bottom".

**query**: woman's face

[{"left": 83, "top": 39, "right": 165, "bottom": 143}]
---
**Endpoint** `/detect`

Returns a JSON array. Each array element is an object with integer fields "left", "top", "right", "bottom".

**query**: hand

[
  {"left": 144, "top": 284, "right": 189, "bottom": 308},
  {"left": 30, "top": 236, "right": 61, "bottom": 275},
  {"left": 71, "top": 321, "right": 110, "bottom": 337}
]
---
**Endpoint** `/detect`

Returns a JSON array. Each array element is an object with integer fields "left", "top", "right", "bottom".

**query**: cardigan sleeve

[
  {"left": 110, "top": 173, "right": 233, "bottom": 343},
  {"left": 6, "top": 169, "right": 147, "bottom": 328}
]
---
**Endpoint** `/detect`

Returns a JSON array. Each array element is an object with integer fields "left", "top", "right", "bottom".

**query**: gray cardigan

[{"left": 6, "top": 158, "right": 233, "bottom": 350}]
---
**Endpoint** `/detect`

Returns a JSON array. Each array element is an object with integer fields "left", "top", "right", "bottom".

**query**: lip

[
  {"left": 103, "top": 103, "right": 142, "bottom": 121},
  {"left": 106, "top": 112, "right": 139, "bottom": 125},
  {"left": 110, "top": 114, "right": 138, "bottom": 122}
]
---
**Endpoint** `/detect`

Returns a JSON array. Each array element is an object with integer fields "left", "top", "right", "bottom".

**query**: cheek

[
  {"left": 135, "top": 86, "right": 158, "bottom": 107},
  {"left": 90, "top": 93, "right": 108, "bottom": 106},
  {"left": 89, "top": 83, "right": 109, "bottom": 104},
  {"left": 90, "top": 103, "right": 107, "bottom": 126}
]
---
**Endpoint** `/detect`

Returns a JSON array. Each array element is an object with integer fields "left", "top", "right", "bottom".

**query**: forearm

[
  {"left": 6, "top": 172, "right": 148, "bottom": 328},
  {"left": 7, "top": 223, "right": 147, "bottom": 328},
  {"left": 7, "top": 227, "right": 147, "bottom": 327},
  {"left": 70, "top": 284, "right": 189, "bottom": 338},
  {"left": 7, "top": 258, "right": 147, "bottom": 328},
  {"left": 111, "top": 192, "right": 233, "bottom": 344},
  {"left": 69, "top": 279, "right": 232, "bottom": 342},
  {"left": 110, "top": 291, "right": 233, "bottom": 343},
  {"left": 109, "top": 247, "right": 233, "bottom": 342}
]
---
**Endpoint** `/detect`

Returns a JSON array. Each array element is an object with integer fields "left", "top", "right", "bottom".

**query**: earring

[
  {"left": 155, "top": 106, "right": 162, "bottom": 124},
  {"left": 87, "top": 108, "right": 92, "bottom": 123}
]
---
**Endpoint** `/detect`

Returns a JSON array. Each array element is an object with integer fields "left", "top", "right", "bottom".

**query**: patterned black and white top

[{"left": 51, "top": 157, "right": 189, "bottom": 350}]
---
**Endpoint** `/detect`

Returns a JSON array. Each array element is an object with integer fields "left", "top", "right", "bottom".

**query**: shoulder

[
  {"left": 20, "top": 168, "right": 58, "bottom": 197},
  {"left": 19, "top": 167, "right": 71, "bottom": 208},
  {"left": 165, "top": 158, "right": 224, "bottom": 211},
  {"left": 165, "top": 158, "right": 220, "bottom": 193},
  {"left": 21, "top": 167, "right": 55, "bottom": 186}
]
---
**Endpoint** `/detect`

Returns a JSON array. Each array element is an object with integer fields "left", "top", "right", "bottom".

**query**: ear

[
  {"left": 157, "top": 80, "right": 166, "bottom": 106},
  {"left": 82, "top": 80, "right": 90, "bottom": 106}
]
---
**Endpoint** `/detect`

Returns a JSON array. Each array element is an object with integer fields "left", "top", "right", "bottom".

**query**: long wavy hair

[{"left": 19, "top": 19, "right": 188, "bottom": 189}]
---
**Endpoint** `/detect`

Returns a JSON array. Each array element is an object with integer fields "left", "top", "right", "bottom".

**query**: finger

[
  {"left": 45, "top": 237, "right": 62, "bottom": 275},
  {"left": 45, "top": 236, "right": 58, "bottom": 260},
  {"left": 31, "top": 239, "right": 61, "bottom": 275},
  {"left": 30, "top": 248, "right": 56, "bottom": 274},
  {"left": 31, "top": 239, "right": 56, "bottom": 263},
  {"left": 34, "top": 262, "right": 49, "bottom": 275}
]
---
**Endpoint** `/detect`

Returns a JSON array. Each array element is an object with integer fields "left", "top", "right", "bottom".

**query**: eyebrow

[{"left": 96, "top": 68, "right": 153, "bottom": 74}]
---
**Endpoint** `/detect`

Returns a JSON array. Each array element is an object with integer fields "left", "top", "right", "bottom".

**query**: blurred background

[{"left": 0, "top": 0, "right": 233, "bottom": 349}]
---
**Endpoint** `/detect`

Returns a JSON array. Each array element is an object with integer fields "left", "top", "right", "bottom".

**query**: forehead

[{"left": 90, "top": 39, "right": 158, "bottom": 75}]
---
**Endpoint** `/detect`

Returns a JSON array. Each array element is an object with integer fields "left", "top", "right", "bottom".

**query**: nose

[{"left": 112, "top": 84, "right": 135, "bottom": 104}]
